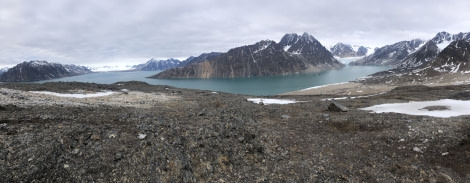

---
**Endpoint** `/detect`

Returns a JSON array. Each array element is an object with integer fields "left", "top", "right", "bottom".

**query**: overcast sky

[{"left": 1, "top": 0, "right": 469, "bottom": 68}]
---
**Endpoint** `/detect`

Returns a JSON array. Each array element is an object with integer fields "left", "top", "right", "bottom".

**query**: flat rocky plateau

[{"left": 0, "top": 81, "right": 469, "bottom": 182}]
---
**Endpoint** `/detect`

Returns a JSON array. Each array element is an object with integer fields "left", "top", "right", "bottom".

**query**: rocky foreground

[{"left": 0, "top": 81, "right": 469, "bottom": 182}]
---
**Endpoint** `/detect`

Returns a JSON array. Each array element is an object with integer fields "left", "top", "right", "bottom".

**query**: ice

[
  {"left": 30, "top": 91, "right": 116, "bottom": 98},
  {"left": 360, "top": 99, "right": 470, "bottom": 118},
  {"left": 247, "top": 98, "right": 301, "bottom": 105}
]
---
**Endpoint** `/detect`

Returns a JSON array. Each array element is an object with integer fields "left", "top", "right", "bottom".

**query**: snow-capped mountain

[
  {"left": 151, "top": 33, "right": 343, "bottom": 79},
  {"left": 423, "top": 39, "right": 470, "bottom": 74},
  {"left": 329, "top": 43, "right": 374, "bottom": 58},
  {"left": 396, "top": 41, "right": 440, "bottom": 69},
  {"left": 132, "top": 58, "right": 180, "bottom": 71},
  {"left": 0, "top": 60, "right": 92, "bottom": 82},
  {"left": 362, "top": 40, "right": 470, "bottom": 85},
  {"left": 431, "top": 31, "right": 470, "bottom": 51},
  {"left": 395, "top": 31, "right": 470, "bottom": 70},
  {"left": 351, "top": 31, "right": 470, "bottom": 69},
  {"left": 350, "top": 39, "right": 425, "bottom": 66}
]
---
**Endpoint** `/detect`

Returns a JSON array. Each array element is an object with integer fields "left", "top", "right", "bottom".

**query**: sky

[{"left": 1, "top": 0, "right": 470, "bottom": 68}]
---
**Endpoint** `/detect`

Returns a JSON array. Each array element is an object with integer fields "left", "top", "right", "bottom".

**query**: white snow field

[
  {"left": 247, "top": 98, "right": 302, "bottom": 105},
  {"left": 360, "top": 99, "right": 470, "bottom": 118},
  {"left": 30, "top": 91, "right": 116, "bottom": 98}
]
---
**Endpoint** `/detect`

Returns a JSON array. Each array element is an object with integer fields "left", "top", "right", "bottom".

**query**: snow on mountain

[
  {"left": 132, "top": 58, "right": 181, "bottom": 71},
  {"left": 0, "top": 60, "right": 92, "bottom": 82},
  {"left": 87, "top": 65, "right": 134, "bottom": 72},
  {"left": 329, "top": 43, "right": 375, "bottom": 58},
  {"left": 152, "top": 32, "right": 343, "bottom": 79},
  {"left": 349, "top": 39, "right": 425, "bottom": 66},
  {"left": 431, "top": 31, "right": 470, "bottom": 52}
]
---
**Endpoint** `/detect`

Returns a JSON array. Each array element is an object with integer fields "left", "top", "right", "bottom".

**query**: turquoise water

[{"left": 37, "top": 66, "right": 389, "bottom": 96}]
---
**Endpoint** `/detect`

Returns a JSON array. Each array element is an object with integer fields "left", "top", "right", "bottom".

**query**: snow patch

[
  {"left": 437, "top": 40, "right": 452, "bottom": 51},
  {"left": 247, "top": 98, "right": 303, "bottom": 105},
  {"left": 360, "top": 99, "right": 470, "bottom": 118},
  {"left": 301, "top": 82, "right": 350, "bottom": 91},
  {"left": 30, "top": 91, "right": 116, "bottom": 98}
]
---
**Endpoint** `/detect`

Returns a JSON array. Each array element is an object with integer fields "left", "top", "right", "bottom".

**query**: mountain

[
  {"left": 362, "top": 40, "right": 470, "bottom": 85},
  {"left": 395, "top": 41, "right": 440, "bottom": 69},
  {"left": 351, "top": 31, "right": 470, "bottom": 68},
  {"left": 350, "top": 39, "right": 425, "bottom": 66},
  {"left": 329, "top": 43, "right": 373, "bottom": 58},
  {"left": 0, "top": 67, "right": 8, "bottom": 77},
  {"left": 151, "top": 33, "right": 343, "bottom": 79},
  {"left": 0, "top": 60, "right": 92, "bottom": 82},
  {"left": 421, "top": 39, "right": 470, "bottom": 75},
  {"left": 432, "top": 31, "right": 470, "bottom": 50},
  {"left": 133, "top": 58, "right": 180, "bottom": 71},
  {"left": 178, "top": 52, "right": 223, "bottom": 67}
]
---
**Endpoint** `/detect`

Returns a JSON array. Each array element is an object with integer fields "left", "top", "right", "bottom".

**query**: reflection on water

[{"left": 37, "top": 66, "right": 390, "bottom": 96}]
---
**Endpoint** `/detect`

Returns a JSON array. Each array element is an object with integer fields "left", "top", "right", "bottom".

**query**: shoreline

[{"left": 280, "top": 82, "right": 396, "bottom": 96}]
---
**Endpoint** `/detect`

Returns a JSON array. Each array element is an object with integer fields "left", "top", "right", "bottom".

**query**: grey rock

[{"left": 328, "top": 102, "right": 349, "bottom": 112}]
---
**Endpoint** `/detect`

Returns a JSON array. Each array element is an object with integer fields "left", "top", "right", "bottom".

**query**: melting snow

[
  {"left": 30, "top": 91, "right": 116, "bottom": 98},
  {"left": 247, "top": 98, "right": 302, "bottom": 105},
  {"left": 360, "top": 99, "right": 470, "bottom": 118}
]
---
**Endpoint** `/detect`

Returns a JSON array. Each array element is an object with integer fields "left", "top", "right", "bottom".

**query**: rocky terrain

[
  {"left": 151, "top": 33, "right": 343, "bottom": 79},
  {"left": 0, "top": 81, "right": 469, "bottom": 182}
]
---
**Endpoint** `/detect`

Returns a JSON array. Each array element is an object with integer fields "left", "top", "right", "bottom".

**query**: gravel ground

[{"left": 0, "top": 81, "right": 469, "bottom": 182}]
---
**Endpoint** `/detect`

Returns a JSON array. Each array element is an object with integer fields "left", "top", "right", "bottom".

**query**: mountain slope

[
  {"left": 0, "top": 61, "right": 92, "bottom": 82},
  {"left": 396, "top": 41, "right": 440, "bottom": 69},
  {"left": 350, "top": 39, "right": 425, "bottom": 66},
  {"left": 362, "top": 40, "right": 470, "bottom": 85},
  {"left": 133, "top": 58, "right": 180, "bottom": 71},
  {"left": 151, "top": 33, "right": 343, "bottom": 79},
  {"left": 351, "top": 31, "right": 470, "bottom": 69},
  {"left": 178, "top": 52, "right": 223, "bottom": 67}
]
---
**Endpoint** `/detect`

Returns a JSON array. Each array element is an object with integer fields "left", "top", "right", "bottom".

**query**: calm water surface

[{"left": 38, "top": 66, "right": 389, "bottom": 96}]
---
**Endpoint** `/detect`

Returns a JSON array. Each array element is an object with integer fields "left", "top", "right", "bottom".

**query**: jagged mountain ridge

[
  {"left": 351, "top": 31, "right": 470, "bottom": 68},
  {"left": 151, "top": 33, "right": 344, "bottom": 79},
  {"left": 423, "top": 39, "right": 470, "bottom": 74},
  {"left": 350, "top": 39, "right": 425, "bottom": 66},
  {"left": 329, "top": 43, "right": 371, "bottom": 58},
  {"left": 132, "top": 58, "right": 181, "bottom": 71},
  {"left": 0, "top": 61, "right": 92, "bottom": 82},
  {"left": 362, "top": 40, "right": 470, "bottom": 85}
]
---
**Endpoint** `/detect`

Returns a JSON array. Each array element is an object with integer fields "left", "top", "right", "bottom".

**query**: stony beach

[{"left": 1, "top": 81, "right": 469, "bottom": 182}]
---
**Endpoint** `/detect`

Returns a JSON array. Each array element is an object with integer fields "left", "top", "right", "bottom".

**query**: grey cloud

[{"left": 0, "top": 0, "right": 469, "bottom": 67}]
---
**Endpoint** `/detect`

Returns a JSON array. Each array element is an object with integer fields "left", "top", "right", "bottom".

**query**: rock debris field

[{"left": 0, "top": 81, "right": 469, "bottom": 182}]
